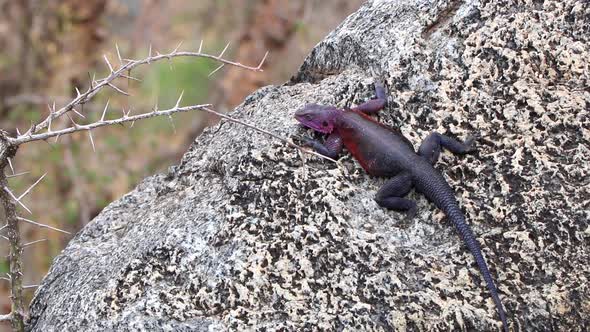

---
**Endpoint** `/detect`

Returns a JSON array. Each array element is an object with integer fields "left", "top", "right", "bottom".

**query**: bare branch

[
  {"left": 9, "top": 104, "right": 212, "bottom": 145},
  {"left": 15, "top": 46, "right": 266, "bottom": 141},
  {"left": 0, "top": 313, "right": 11, "bottom": 322},
  {"left": 201, "top": 107, "right": 337, "bottom": 163},
  {"left": 17, "top": 217, "right": 70, "bottom": 235}
]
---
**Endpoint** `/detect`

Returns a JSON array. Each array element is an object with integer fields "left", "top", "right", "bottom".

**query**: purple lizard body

[{"left": 294, "top": 83, "right": 508, "bottom": 332}]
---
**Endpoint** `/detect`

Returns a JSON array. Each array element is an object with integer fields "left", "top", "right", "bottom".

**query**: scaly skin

[{"left": 294, "top": 83, "right": 508, "bottom": 332}]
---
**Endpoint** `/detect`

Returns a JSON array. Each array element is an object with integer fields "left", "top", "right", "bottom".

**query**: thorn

[
  {"left": 119, "top": 74, "right": 141, "bottom": 82},
  {"left": 88, "top": 130, "right": 96, "bottom": 152},
  {"left": 148, "top": 44, "right": 152, "bottom": 63},
  {"left": 66, "top": 113, "right": 79, "bottom": 128},
  {"left": 92, "top": 73, "right": 97, "bottom": 87},
  {"left": 153, "top": 101, "right": 159, "bottom": 113},
  {"left": 175, "top": 91, "right": 184, "bottom": 108},
  {"left": 116, "top": 43, "right": 123, "bottom": 65},
  {"left": 23, "top": 238, "right": 47, "bottom": 247},
  {"left": 218, "top": 42, "right": 230, "bottom": 58},
  {"left": 7, "top": 158, "right": 15, "bottom": 175},
  {"left": 23, "top": 285, "right": 39, "bottom": 289},
  {"left": 6, "top": 171, "right": 30, "bottom": 179},
  {"left": 167, "top": 115, "right": 176, "bottom": 134},
  {"left": 3, "top": 187, "right": 32, "bottom": 214},
  {"left": 88, "top": 72, "right": 94, "bottom": 89},
  {"left": 107, "top": 82, "right": 130, "bottom": 96},
  {"left": 17, "top": 216, "right": 70, "bottom": 234},
  {"left": 172, "top": 41, "right": 183, "bottom": 53},
  {"left": 208, "top": 64, "right": 224, "bottom": 77},
  {"left": 75, "top": 87, "right": 81, "bottom": 97},
  {"left": 16, "top": 127, "right": 21, "bottom": 136},
  {"left": 198, "top": 39, "right": 203, "bottom": 53},
  {"left": 54, "top": 134, "right": 61, "bottom": 143},
  {"left": 17, "top": 173, "right": 47, "bottom": 201},
  {"left": 101, "top": 99, "right": 110, "bottom": 121},
  {"left": 258, "top": 51, "right": 269, "bottom": 69},
  {"left": 103, "top": 54, "right": 114, "bottom": 73},
  {"left": 47, "top": 104, "right": 54, "bottom": 132},
  {"left": 73, "top": 109, "right": 86, "bottom": 119}
]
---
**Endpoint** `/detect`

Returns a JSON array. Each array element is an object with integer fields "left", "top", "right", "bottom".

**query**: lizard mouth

[{"left": 295, "top": 115, "right": 330, "bottom": 133}]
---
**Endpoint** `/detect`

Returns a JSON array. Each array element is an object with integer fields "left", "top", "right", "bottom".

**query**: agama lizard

[{"left": 294, "top": 83, "right": 508, "bottom": 332}]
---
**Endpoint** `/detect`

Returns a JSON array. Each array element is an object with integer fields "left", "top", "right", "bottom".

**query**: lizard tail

[
  {"left": 417, "top": 173, "right": 508, "bottom": 332},
  {"left": 445, "top": 205, "right": 509, "bottom": 332}
]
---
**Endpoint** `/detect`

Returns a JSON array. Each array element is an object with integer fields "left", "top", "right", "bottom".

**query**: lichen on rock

[{"left": 27, "top": 0, "right": 589, "bottom": 331}]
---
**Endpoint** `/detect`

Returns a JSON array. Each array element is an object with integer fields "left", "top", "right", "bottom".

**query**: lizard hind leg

[
  {"left": 374, "top": 172, "right": 416, "bottom": 217},
  {"left": 418, "top": 132, "right": 476, "bottom": 165}
]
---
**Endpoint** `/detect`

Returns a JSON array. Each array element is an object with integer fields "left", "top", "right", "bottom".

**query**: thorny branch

[
  {"left": 0, "top": 41, "right": 269, "bottom": 331},
  {"left": 22, "top": 43, "right": 268, "bottom": 138},
  {"left": 0, "top": 40, "right": 332, "bottom": 331}
]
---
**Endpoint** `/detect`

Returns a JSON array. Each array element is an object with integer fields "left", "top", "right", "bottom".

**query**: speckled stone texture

[{"left": 27, "top": 0, "right": 589, "bottom": 331}]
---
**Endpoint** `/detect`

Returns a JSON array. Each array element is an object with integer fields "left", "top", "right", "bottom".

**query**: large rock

[{"left": 27, "top": 0, "right": 589, "bottom": 331}]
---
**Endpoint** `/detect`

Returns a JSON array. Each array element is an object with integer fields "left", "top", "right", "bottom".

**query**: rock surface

[{"left": 27, "top": 0, "right": 589, "bottom": 331}]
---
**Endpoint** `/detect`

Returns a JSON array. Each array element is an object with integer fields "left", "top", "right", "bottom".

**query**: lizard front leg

[
  {"left": 374, "top": 171, "right": 416, "bottom": 216},
  {"left": 302, "top": 133, "right": 343, "bottom": 159},
  {"left": 351, "top": 82, "right": 387, "bottom": 114},
  {"left": 418, "top": 132, "right": 476, "bottom": 165}
]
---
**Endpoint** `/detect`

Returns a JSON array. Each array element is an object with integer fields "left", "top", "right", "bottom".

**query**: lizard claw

[
  {"left": 404, "top": 205, "right": 418, "bottom": 221},
  {"left": 464, "top": 133, "right": 479, "bottom": 153},
  {"left": 294, "top": 135, "right": 320, "bottom": 150}
]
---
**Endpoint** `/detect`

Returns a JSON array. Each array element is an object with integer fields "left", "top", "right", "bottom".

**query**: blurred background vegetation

[{"left": 0, "top": 0, "right": 363, "bottom": 323}]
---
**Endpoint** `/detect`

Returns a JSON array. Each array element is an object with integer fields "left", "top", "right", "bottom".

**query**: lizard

[{"left": 294, "top": 83, "right": 508, "bottom": 332}]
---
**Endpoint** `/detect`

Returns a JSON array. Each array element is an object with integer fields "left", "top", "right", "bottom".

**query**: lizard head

[{"left": 294, "top": 104, "right": 339, "bottom": 134}]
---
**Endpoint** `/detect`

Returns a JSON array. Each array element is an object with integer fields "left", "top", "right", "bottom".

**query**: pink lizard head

[{"left": 294, "top": 104, "right": 340, "bottom": 134}]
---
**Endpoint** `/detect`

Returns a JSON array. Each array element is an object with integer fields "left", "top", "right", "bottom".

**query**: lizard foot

[
  {"left": 464, "top": 133, "right": 480, "bottom": 153},
  {"left": 404, "top": 205, "right": 418, "bottom": 221}
]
